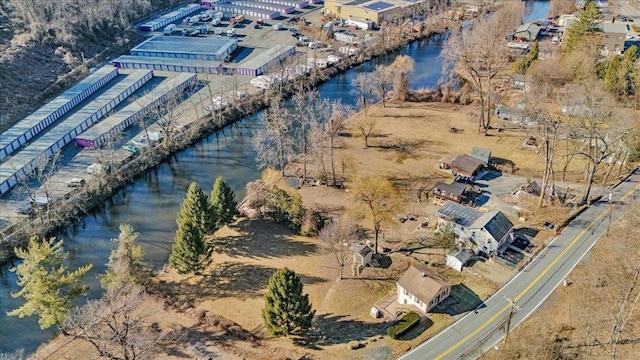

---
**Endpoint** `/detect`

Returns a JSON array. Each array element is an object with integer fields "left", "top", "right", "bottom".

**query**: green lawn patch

[{"left": 387, "top": 311, "right": 421, "bottom": 339}]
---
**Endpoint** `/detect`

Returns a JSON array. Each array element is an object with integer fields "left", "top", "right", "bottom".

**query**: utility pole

[{"left": 503, "top": 295, "right": 520, "bottom": 346}]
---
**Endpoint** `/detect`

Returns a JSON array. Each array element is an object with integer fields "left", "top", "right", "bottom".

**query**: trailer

[
  {"left": 346, "top": 17, "right": 372, "bottom": 30},
  {"left": 163, "top": 24, "right": 176, "bottom": 35},
  {"left": 188, "top": 14, "right": 201, "bottom": 25}
]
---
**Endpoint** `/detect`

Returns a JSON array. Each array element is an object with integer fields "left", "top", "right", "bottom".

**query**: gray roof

[
  {"left": 471, "top": 211, "right": 514, "bottom": 241},
  {"left": 131, "top": 36, "right": 238, "bottom": 57},
  {"left": 434, "top": 181, "right": 468, "bottom": 196},
  {"left": 470, "top": 147, "right": 491, "bottom": 163},
  {"left": 437, "top": 201, "right": 482, "bottom": 227},
  {"left": 448, "top": 249, "right": 471, "bottom": 264},
  {"left": 113, "top": 55, "right": 222, "bottom": 69},
  {"left": 515, "top": 23, "right": 541, "bottom": 36},
  {"left": 238, "top": 45, "right": 295, "bottom": 71},
  {"left": 601, "top": 23, "right": 629, "bottom": 34}
]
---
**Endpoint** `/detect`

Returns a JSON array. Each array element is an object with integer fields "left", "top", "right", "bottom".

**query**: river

[{"left": 0, "top": 1, "right": 549, "bottom": 355}]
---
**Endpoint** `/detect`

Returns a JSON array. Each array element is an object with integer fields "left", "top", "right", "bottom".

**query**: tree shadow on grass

[
  {"left": 213, "top": 219, "right": 317, "bottom": 259},
  {"left": 293, "top": 313, "right": 386, "bottom": 349}
]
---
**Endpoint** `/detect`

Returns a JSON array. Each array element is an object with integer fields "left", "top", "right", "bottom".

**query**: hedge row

[{"left": 388, "top": 311, "right": 421, "bottom": 339}]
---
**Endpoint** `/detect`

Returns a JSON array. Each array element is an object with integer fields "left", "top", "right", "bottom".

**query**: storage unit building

[
  {"left": 0, "top": 66, "right": 118, "bottom": 161},
  {"left": 112, "top": 55, "right": 223, "bottom": 74},
  {"left": 130, "top": 36, "right": 238, "bottom": 62},
  {"left": 234, "top": 1, "right": 295, "bottom": 14},
  {"left": 259, "top": 0, "right": 308, "bottom": 9},
  {"left": 139, "top": 3, "right": 201, "bottom": 31},
  {"left": 210, "top": 3, "right": 281, "bottom": 19},
  {"left": 236, "top": 45, "right": 296, "bottom": 76},
  {"left": 0, "top": 70, "right": 153, "bottom": 196},
  {"left": 75, "top": 73, "right": 197, "bottom": 149}
]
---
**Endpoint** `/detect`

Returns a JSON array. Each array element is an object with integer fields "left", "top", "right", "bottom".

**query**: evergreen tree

[
  {"left": 210, "top": 176, "right": 238, "bottom": 227},
  {"left": 178, "top": 182, "right": 216, "bottom": 235},
  {"left": 262, "top": 268, "right": 315, "bottom": 337},
  {"left": 100, "top": 224, "right": 152, "bottom": 291},
  {"left": 8, "top": 237, "right": 92, "bottom": 330},
  {"left": 169, "top": 217, "right": 207, "bottom": 275},
  {"left": 564, "top": 1, "right": 603, "bottom": 51}
]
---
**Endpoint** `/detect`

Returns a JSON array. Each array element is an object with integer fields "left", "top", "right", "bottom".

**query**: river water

[{"left": 0, "top": 1, "right": 548, "bottom": 355}]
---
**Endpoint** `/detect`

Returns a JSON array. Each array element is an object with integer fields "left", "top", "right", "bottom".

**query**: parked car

[
  {"left": 65, "top": 178, "right": 86, "bottom": 187},
  {"left": 122, "top": 144, "right": 139, "bottom": 154},
  {"left": 87, "top": 163, "right": 111, "bottom": 175},
  {"left": 16, "top": 207, "right": 35, "bottom": 216}
]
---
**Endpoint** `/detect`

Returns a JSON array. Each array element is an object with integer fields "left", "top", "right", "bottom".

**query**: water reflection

[{"left": 0, "top": 29, "right": 519, "bottom": 355}]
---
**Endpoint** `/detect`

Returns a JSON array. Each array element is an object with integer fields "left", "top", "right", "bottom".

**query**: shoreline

[{"left": 0, "top": 22, "right": 456, "bottom": 265}]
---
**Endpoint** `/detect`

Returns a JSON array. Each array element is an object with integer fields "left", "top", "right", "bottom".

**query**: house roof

[
  {"left": 601, "top": 22, "right": 630, "bottom": 34},
  {"left": 397, "top": 266, "right": 452, "bottom": 303},
  {"left": 437, "top": 201, "right": 482, "bottom": 227},
  {"left": 450, "top": 155, "right": 485, "bottom": 175},
  {"left": 434, "top": 181, "right": 468, "bottom": 196},
  {"left": 470, "top": 147, "right": 492, "bottom": 164},
  {"left": 448, "top": 249, "right": 472, "bottom": 264},
  {"left": 515, "top": 23, "right": 541, "bottom": 36},
  {"left": 471, "top": 211, "right": 514, "bottom": 241}
]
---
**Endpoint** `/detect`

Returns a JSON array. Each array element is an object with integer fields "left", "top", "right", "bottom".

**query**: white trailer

[
  {"left": 211, "top": 18, "right": 221, "bottom": 26},
  {"left": 188, "top": 14, "right": 201, "bottom": 25},
  {"left": 346, "top": 17, "right": 372, "bottom": 30},
  {"left": 163, "top": 24, "right": 176, "bottom": 35}
]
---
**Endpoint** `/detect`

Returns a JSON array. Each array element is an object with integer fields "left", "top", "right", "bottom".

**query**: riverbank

[{"left": 0, "top": 17, "right": 463, "bottom": 265}]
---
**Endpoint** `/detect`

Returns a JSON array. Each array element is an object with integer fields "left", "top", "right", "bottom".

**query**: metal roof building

[
  {"left": 0, "top": 66, "right": 118, "bottom": 161},
  {"left": 75, "top": 73, "right": 197, "bottom": 149},
  {"left": 139, "top": 3, "right": 201, "bottom": 31},
  {"left": 130, "top": 36, "right": 238, "bottom": 62},
  {"left": 236, "top": 45, "right": 296, "bottom": 76},
  {"left": 206, "top": 3, "right": 281, "bottom": 19},
  {"left": 436, "top": 201, "right": 482, "bottom": 227},
  {"left": 324, "top": 0, "right": 417, "bottom": 24},
  {"left": 233, "top": 1, "right": 296, "bottom": 14},
  {"left": 112, "top": 55, "right": 223, "bottom": 74},
  {"left": 0, "top": 70, "right": 153, "bottom": 195}
]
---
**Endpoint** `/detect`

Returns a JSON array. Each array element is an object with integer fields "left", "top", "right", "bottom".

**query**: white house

[
  {"left": 397, "top": 266, "right": 452, "bottom": 313},
  {"left": 437, "top": 201, "right": 515, "bottom": 257},
  {"left": 446, "top": 249, "right": 472, "bottom": 272}
]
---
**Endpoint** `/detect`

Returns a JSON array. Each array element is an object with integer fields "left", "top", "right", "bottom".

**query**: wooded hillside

[{"left": 0, "top": 0, "right": 183, "bottom": 132}]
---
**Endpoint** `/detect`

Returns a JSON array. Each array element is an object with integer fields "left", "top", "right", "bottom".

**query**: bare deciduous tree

[
  {"left": 318, "top": 219, "right": 361, "bottom": 279},
  {"left": 252, "top": 97, "right": 295, "bottom": 176},
  {"left": 442, "top": 3, "right": 524, "bottom": 133},
  {"left": 351, "top": 72, "right": 378, "bottom": 116},
  {"left": 351, "top": 114, "right": 378, "bottom": 148},
  {"left": 64, "top": 285, "right": 162, "bottom": 360}
]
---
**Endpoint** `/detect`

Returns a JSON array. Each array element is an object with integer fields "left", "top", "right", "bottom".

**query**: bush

[{"left": 387, "top": 311, "right": 421, "bottom": 340}]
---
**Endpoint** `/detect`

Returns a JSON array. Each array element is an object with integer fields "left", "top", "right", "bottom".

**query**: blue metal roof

[
  {"left": 345, "top": 0, "right": 370, "bottom": 5},
  {"left": 364, "top": 1, "right": 394, "bottom": 11},
  {"left": 131, "top": 36, "right": 237, "bottom": 57}
]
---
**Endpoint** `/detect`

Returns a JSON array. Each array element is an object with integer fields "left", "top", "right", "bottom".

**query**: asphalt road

[{"left": 399, "top": 168, "right": 640, "bottom": 360}]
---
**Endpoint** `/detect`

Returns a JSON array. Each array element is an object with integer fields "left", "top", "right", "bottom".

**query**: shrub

[{"left": 387, "top": 311, "right": 421, "bottom": 340}]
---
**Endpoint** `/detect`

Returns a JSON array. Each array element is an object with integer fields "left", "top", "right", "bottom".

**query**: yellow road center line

[{"left": 434, "top": 181, "right": 640, "bottom": 360}]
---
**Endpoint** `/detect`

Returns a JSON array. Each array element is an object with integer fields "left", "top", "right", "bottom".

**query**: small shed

[
  {"left": 514, "top": 22, "right": 541, "bottom": 42},
  {"left": 446, "top": 249, "right": 472, "bottom": 272},
  {"left": 354, "top": 244, "right": 373, "bottom": 266},
  {"left": 470, "top": 147, "right": 492, "bottom": 164}
]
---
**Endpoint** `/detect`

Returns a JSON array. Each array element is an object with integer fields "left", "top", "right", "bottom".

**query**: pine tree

[
  {"left": 177, "top": 182, "right": 215, "bottom": 234},
  {"left": 564, "top": 1, "right": 602, "bottom": 51},
  {"left": 100, "top": 224, "right": 152, "bottom": 290},
  {"left": 262, "top": 268, "right": 315, "bottom": 337},
  {"left": 210, "top": 176, "right": 238, "bottom": 227},
  {"left": 170, "top": 183, "right": 211, "bottom": 274},
  {"left": 169, "top": 217, "right": 207, "bottom": 275},
  {"left": 8, "top": 237, "right": 92, "bottom": 330}
]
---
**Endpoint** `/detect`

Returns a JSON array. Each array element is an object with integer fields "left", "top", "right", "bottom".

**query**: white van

[
  {"left": 308, "top": 41, "right": 324, "bottom": 49},
  {"left": 163, "top": 24, "right": 176, "bottom": 35}
]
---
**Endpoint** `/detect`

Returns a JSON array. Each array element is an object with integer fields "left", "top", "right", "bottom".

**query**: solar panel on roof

[
  {"left": 364, "top": 1, "right": 394, "bottom": 10},
  {"left": 345, "top": 0, "right": 370, "bottom": 6}
]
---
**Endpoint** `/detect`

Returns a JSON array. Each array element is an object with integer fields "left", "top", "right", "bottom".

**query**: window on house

[{"left": 416, "top": 299, "right": 421, "bottom": 305}]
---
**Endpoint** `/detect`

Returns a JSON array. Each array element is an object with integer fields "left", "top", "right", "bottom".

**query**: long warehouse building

[
  {"left": 0, "top": 66, "right": 118, "bottom": 161},
  {"left": 75, "top": 72, "right": 197, "bottom": 149},
  {"left": 112, "top": 55, "right": 223, "bottom": 74},
  {"left": 139, "top": 3, "right": 201, "bottom": 31},
  {"left": 130, "top": 36, "right": 238, "bottom": 62},
  {"left": 204, "top": 3, "right": 281, "bottom": 19},
  {"left": 0, "top": 69, "right": 153, "bottom": 196},
  {"left": 236, "top": 45, "right": 296, "bottom": 76}
]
